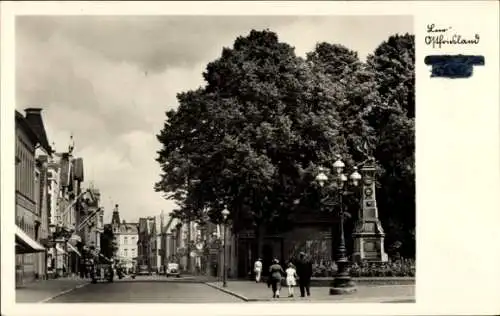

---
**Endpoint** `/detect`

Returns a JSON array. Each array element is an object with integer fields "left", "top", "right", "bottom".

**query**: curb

[
  {"left": 205, "top": 283, "right": 415, "bottom": 303},
  {"left": 204, "top": 282, "right": 250, "bottom": 302},
  {"left": 309, "top": 277, "right": 415, "bottom": 287},
  {"left": 38, "top": 282, "right": 90, "bottom": 303}
]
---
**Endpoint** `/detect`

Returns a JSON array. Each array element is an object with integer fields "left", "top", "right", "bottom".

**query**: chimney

[{"left": 25, "top": 107, "right": 42, "bottom": 115}]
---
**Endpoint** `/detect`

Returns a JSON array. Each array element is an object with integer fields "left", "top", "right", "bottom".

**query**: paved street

[
  {"left": 17, "top": 276, "right": 415, "bottom": 303},
  {"left": 47, "top": 279, "right": 242, "bottom": 303}
]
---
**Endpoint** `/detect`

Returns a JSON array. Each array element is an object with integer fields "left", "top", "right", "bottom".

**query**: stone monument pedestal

[{"left": 352, "top": 163, "right": 388, "bottom": 263}]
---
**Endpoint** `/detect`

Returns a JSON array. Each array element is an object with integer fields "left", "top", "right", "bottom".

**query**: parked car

[
  {"left": 91, "top": 263, "right": 114, "bottom": 283},
  {"left": 166, "top": 262, "right": 181, "bottom": 278},
  {"left": 136, "top": 265, "right": 152, "bottom": 276}
]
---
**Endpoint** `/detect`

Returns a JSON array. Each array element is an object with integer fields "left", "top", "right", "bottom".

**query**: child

[{"left": 285, "top": 262, "right": 298, "bottom": 297}]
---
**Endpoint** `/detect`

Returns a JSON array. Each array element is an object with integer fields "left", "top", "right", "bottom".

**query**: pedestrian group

[{"left": 254, "top": 251, "right": 313, "bottom": 299}]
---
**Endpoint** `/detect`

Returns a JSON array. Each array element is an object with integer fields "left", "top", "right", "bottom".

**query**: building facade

[
  {"left": 110, "top": 205, "right": 138, "bottom": 273},
  {"left": 48, "top": 149, "right": 87, "bottom": 277},
  {"left": 148, "top": 217, "right": 158, "bottom": 272},
  {"left": 80, "top": 186, "right": 104, "bottom": 274},
  {"left": 15, "top": 109, "right": 47, "bottom": 286},
  {"left": 137, "top": 216, "right": 156, "bottom": 272}
]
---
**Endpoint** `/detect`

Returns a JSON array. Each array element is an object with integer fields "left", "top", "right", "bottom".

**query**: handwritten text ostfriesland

[{"left": 425, "top": 24, "right": 480, "bottom": 49}]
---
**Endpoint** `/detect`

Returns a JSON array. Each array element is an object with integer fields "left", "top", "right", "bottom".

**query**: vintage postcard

[{"left": 1, "top": 1, "right": 499, "bottom": 316}]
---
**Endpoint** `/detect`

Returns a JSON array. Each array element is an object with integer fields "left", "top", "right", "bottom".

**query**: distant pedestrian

[
  {"left": 285, "top": 262, "right": 298, "bottom": 297},
  {"left": 268, "top": 258, "right": 284, "bottom": 298},
  {"left": 295, "top": 252, "right": 313, "bottom": 297},
  {"left": 254, "top": 258, "right": 263, "bottom": 282}
]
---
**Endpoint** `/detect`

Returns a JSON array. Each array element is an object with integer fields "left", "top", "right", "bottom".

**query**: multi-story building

[
  {"left": 110, "top": 205, "right": 138, "bottom": 273},
  {"left": 162, "top": 217, "right": 202, "bottom": 273},
  {"left": 137, "top": 216, "right": 157, "bottom": 272},
  {"left": 80, "top": 186, "right": 104, "bottom": 267},
  {"left": 137, "top": 218, "right": 149, "bottom": 269},
  {"left": 148, "top": 217, "right": 158, "bottom": 273},
  {"left": 15, "top": 109, "right": 49, "bottom": 286},
  {"left": 160, "top": 214, "right": 175, "bottom": 269},
  {"left": 48, "top": 145, "right": 86, "bottom": 277}
]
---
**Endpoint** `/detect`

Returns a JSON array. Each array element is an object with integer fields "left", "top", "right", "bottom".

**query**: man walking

[
  {"left": 254, "top": 258, "right": 263, "bottom": 282},
  {"left": 295, "top": 252, "right": 313, "bottom": 297}
]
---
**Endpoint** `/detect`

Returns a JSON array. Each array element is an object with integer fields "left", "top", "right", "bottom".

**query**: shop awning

[
  {"left": 99, "top": 254, "right": 112, "bottom": 263},
  {"left": 69, "top": 234, "right": 82, "bottom": 243},
  {"left": 15, "top": 226, "right": 45, "bottom": 254},
  {"left": 67, "top": 243, "right": 81, "bottom": 256},
  {"left": 55, "top": 245, "right": 66, "bottom": 254}
]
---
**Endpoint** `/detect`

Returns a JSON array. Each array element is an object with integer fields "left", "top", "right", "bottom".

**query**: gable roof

[
  {"left": 15, "top": 110, "right": 39, "bottom": 146},
  {"left": 24, "top": 108, "right": 52, "bottom": 153},
  {"left": 119, "top": 223, "right": 138, "bottom": 234}
]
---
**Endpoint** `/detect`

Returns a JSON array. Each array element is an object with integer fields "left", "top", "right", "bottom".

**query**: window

[
  {"left": 124, "top": 236, "right": 128, "bottom": 245},
  {"left": 124, "top": 249, "right": 128, "bottom": 257},
  {"left": 34, "top": 170, "right": 40, "bottom": 215}
]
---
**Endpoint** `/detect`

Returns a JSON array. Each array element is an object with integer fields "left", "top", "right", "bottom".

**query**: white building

[{"left": 111, "top": 205, "right": 138, "bottom": 272}]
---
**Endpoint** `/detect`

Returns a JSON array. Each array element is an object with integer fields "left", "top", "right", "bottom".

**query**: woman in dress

[
  {"left": 285, "top": 262, "right": 298, "bottom": 297},
  {"left": 268, "top": 258, "right": 285, "bottom": 298}
]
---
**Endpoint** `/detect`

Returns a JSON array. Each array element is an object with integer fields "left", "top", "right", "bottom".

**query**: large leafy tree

[
  {"left": 156, "top": 30, "right": 352, "bottom": 256},
  {"left": 305, "top": 43, "right": 382, "bottom": 252},
  {"left": 156, "top": 30, "right": 416, "bottom": 260},
  {"left": 366, "top": 33, "right": 415, "bottom": 257},
  {"left": 305, "top": 37, "right": 415, "bottom": 258}
]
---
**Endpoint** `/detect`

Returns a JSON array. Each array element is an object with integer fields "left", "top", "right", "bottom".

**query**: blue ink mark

[{"left": 424, "top": 55, "right": 485, "bottom": 78}]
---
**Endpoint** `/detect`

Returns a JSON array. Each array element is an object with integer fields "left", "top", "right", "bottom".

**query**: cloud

[{"left": 15, "top": 15, "right": 412, "bottom": 223}]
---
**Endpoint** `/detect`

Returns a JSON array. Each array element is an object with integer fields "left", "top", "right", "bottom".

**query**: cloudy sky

[{"left": 16, "top": 15, "right": 412, "bottom": 224}]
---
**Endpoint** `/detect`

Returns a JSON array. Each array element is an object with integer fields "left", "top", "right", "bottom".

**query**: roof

[
  {"left": 118, "top": 223, "right": 138, "bottom": 234},
  {"left": 15, "top": 110, "right": 39, "bottom": 147},
  {"left": 24, "top": 108, "right": 52, "bottom": 153}
]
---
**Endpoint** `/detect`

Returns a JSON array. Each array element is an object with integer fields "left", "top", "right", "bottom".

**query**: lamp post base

[
  {"left": 329, "top": 277, "right": 357, "bottom": 295},
  {"left": 329, "top": 285, "right": 357, "bottom": 295}
]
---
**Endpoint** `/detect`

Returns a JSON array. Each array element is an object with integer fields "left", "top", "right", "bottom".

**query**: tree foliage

[
  {"left": 366, "top": 33, "right": 415, "bottom": 257},
  {"left": 155, "top": 30, "right": 416, "bottom": 258}
]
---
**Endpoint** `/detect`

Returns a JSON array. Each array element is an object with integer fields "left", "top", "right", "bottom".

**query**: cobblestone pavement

[
  {"left": 206, "top": 281, "right": 415, "bottom": 303},
  {"left": 47, "top": 280, "right": 242, "bottom": 303},
  {"left": 16, "top": 277, "right": 90, "bottom": 303}
]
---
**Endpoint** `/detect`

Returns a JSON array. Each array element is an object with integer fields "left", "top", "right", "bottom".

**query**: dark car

[
  {"left": 91, "top": 263, "right": 114, "bottom": 283},
  {"left": 136, "top": 265, "right": 152, "bottom": 276}
]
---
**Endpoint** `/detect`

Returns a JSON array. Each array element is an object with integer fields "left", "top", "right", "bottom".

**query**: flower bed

[
  {"left": 350, "top": 259, "right": 416, "bottom": 277},
  {"left": 311, "top": 258, "right": 415, "bottom": 278}
]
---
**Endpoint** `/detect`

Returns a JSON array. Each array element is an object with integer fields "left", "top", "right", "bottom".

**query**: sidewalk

[
  {"left": 116, "top": 274, "right": 218, "bottom": 283},
  {"left": 16, "top": 277, "right": 90, "bottom": 303},
  {"left": 206, "top": 280, "right": 415, "bottom": 302}
]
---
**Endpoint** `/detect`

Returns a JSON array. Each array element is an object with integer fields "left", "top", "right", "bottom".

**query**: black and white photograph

[
  {"left": 3, "top": 3, "right": 500, "bottom": 316},
  {"left": 11, "top": 14, "right": 416, "bottom": 304}
]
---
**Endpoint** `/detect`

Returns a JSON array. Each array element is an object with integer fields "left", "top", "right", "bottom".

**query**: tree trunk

[{"left": 255, "top": 224, "right": 264, "bottom": 259}]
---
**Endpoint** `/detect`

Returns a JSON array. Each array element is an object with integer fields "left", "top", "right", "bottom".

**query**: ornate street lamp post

[
  {"left": 315, "top": 155, "right": 362, "bottom": 295},
  {"left": 221, "top": 206, "right": 230, "bottom": 288}
]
